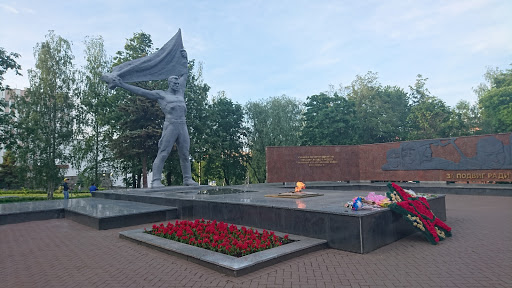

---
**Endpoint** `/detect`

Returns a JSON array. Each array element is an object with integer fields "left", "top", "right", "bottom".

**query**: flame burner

[{"left": 295, "top": 182, "right": 306, "bottom": 193}]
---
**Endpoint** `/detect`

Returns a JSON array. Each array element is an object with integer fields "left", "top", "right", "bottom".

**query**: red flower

[{"left": 145, "top": 219, "right": 293, "bottom": 257}]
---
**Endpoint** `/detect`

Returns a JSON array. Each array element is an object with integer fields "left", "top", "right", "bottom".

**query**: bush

[
  {"left": 0, "top": 196, "right": 47, "bottom": 203},
  {"left": 0, "top": 188, "right": 46, "bottom": 195},
  {"left": 0, "top": 192, "right": 91, "bottom": 203}
]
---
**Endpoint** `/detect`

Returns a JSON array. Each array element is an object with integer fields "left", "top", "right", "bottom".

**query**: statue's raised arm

[
  {"left": 108, "top": 75, "right": 161, "bottom": 101},
  {"left": 179, "top": 49, "right": 188, "bottom": 86},
  {"left": 101, "top": 29, "right": 187, "bottom": 88}
]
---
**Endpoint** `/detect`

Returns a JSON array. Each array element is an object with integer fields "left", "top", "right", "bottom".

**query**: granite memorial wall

[{"left": 266, "top": 133, "right": 512, "bottom": 183}]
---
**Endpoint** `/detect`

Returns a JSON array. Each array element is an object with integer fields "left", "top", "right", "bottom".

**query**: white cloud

[
  {"left": 21, "top": 7, "right": 35, "bottom": 14},
  {"left": 464, "top": 25, "right": 512, "bottom": 54},
  {"left": 0, "top": 4, "right": 18, "bottom": 14},
  {"left": 438, "top": 0, "right": 488, "bottom": 15}
]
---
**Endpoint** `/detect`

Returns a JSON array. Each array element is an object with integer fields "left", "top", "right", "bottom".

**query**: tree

[
  {"left": 405, "top": 74, "right": 454, "bottom": 140},
  {"left": 0, "top": 150, "right": 22, "bottom": 189},
  {"left": 109, "top": 31, "right": 163, "bottom": 188},
  {"left": 409, "top": 74, "right": 430, "bottom": 105},
  {"left": 301, "top": 92, "right": 356, "bottom": 146},
  {"left": 110, "top": 95, "right": 161, "bottom": 188},
  {"left": 73, "top": 36, "right": 114, "bottom": 187},
  {"left": 14, "top": 31, "right": 76, "bottom": 198},
  {"left": 407, "top": 96, "right": 452, "bottom": 140},
  {"left": 376, "top": 86, "right": 410, "bottom": 142},
  {"left": 447, "top": 100, "right": 481, "bottom": 136},
  {"left": 245, "top": 95, "right": 302, "bottom": 183},
  {"left": 346, "top": 72, "right": 410, "bottom": 144},
  {"left": 477, "top": 65, "right": 512, "bottom": 133},
  {"left": 0, "top": 47, "right": 22, "bottom": 91},
  {"left": 204, "top": 93, "right": 246, "bottom": 185}
]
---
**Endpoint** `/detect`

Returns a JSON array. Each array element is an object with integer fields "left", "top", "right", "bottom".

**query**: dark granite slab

[
  {"left": 0, "top": 200, "right": 66, "bottom": 225},
  {"left": 0, "top": 198, "right": 178, "bottom": 230},
  {"left": 1, "top": 183, "right": 449, "bottom": 252},
  {"left": 302, "top": 181, "right": 512, "bottom": 196},
  {"left": 94, "top": 184, "right": 448, "bottom": 253},
  {"left": 63, "top": 198, "right": 178, "bottom": 230},
  {"left": 119, "top": 228, "right": 327, "bottom": 277}
]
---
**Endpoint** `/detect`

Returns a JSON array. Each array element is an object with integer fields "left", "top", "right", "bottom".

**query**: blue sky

[{"left": 1, "top": 0, "right": 511, "bottom": 107}]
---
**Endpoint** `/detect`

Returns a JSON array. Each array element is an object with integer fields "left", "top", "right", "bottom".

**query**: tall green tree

[
  {"left": 409, "top": 74, "right": 430, "bottom": 105},
  {"left": 346, "top": 72, "right": 410, "bottom": 143},
  {"left": 405, "top": 75, "right": 453, "bottom": 140},
  {"left": 477, "top": 65, "right": 512, "bottom": 133},
  {"left": 407, "top": 96, "right": 452, "bottom": 140},
  {"left": 15, "top": 31, "right": 76, "bottom": 197},
  {"left": 377, "top": 85, "right": 410, "bottom": 142},
  {"left": 301, "top": 92, "right": 356, "bottom": 146},
  {"left": 109, "top": 31, "right": 163, "bottom": 188},
  {"left": 447, "top": 100, "right": 481, "bottom": 136},
  {"left": 204, "top": 93, "right": 246, "bottom": 185},
  {"left": 73, "top": 36, "right": 114, "bottom": 186},
  {"left": 245, "top": 95, "right": 302, "bottom": 183},
  {"left": 111, "top": 95, "right": 161, "bottom": 188}
]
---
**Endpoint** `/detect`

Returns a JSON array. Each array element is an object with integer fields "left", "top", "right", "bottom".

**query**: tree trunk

[
  {"left": 166, "top": 170, "right": 172, "bottom": 187},
  {"left": 47, "top": 181, "right": 54, "bottom": 200},
  {"left": 94, "top": 121, "right": 99, "bottom": 185},
  {"left": 198, "top": 160, "right": 201, "bottom": 185},
  {"left": 142, "top": 156, "right": 148, "bottom": 188}
]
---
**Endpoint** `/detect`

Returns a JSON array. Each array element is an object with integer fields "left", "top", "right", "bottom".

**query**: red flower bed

[{"left": 145, "top": 219, "right": 292, "bottom": 257}]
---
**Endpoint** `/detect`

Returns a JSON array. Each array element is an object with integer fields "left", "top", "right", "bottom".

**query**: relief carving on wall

[{"left": 381, "top": 135, "right": 512, "bottom": 171}]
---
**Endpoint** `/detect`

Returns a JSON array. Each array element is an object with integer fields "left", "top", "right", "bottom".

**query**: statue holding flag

[{"left": 102, "top": 29, "right": 198, "bottom": 187}]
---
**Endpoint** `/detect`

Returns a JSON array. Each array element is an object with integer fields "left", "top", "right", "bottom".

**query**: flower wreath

[{"left": 387, "top": 183, "right": 452, "bottom": 245}]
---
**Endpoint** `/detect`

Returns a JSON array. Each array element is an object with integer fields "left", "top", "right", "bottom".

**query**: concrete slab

[{"left": 119, "top": 228, "right": 327, "bottom": 277}]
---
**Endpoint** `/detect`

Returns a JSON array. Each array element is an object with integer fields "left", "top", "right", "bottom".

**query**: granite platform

[
  {"left": 120, "top": 228, "right": 327, "bottom": 277},
  {"left": 93, "top": 183, "right": 447, "bottom": 253},
  {"left": 299, "top": 181, "right": 512, "bottom": 196},
  {"left": 0, "top": 198, "right": 177, "bottom": 230}
]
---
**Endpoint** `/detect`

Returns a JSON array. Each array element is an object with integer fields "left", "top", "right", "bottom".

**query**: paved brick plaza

[{"left": 1, "top": 194, "right": 511, "bottom": 288}]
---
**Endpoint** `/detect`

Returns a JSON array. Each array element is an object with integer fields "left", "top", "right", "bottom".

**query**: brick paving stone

[{"left": 1, "top": 194, "right": 511, "bottom": 287}]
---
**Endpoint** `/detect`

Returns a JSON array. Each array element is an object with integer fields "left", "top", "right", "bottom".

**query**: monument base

[{"left": 93, "top": 184, "right": 447, "bottom": 254}]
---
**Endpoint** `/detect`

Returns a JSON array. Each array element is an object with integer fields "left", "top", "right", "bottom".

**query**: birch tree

[{"left": 15, "top": 31, "right": 76, "bottom": 198}]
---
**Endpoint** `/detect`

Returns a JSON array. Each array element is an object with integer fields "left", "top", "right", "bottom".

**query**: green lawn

[{"left": 0, "top": 191, "right": 92, "bottom": 203}]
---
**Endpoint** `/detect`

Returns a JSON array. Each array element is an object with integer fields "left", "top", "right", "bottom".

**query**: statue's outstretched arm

[{"left": 111, "top": 76, "right": 161, "bottom": 101}]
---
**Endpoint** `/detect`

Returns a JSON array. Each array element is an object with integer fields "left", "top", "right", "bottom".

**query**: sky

[{"left": 1, "top": 0, "right": 511, "bottom": 107}]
